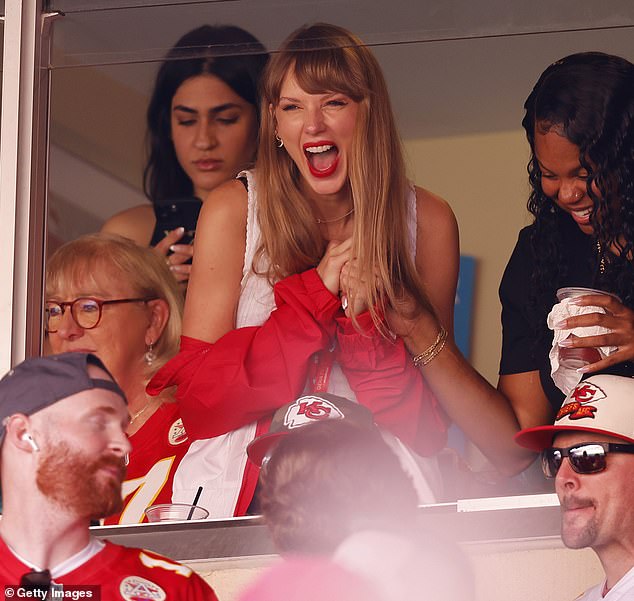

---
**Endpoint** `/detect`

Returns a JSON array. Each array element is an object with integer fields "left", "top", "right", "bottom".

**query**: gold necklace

[
  {"left": 130, "top": 398, "right": 157, "bottom": 424},
  {"left": 316, "top": 207, "right": 355, "bottom": 224},
  {"left": 596, "top": 240, "right": 606, "bottom": 275}
]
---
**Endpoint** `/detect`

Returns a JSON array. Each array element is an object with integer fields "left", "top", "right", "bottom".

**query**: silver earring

[
  {"left": 275, "top": 133, "right": 284, "bottom": 148},
  {"left": 144, "top": 342, "right": 156, "bottom": 366}
]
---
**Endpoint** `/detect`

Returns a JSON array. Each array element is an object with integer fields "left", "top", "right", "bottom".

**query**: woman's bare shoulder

[
  {"left": 203, "top": 178, "right": 248, "bottom": 209},
  {"left": 414, "top": 186, "right": 456, "bottom": 224},
  {"left": 101, "top": 204, "right": 155, "bottom": 245},
  {"left": 197, "top": 179, "right": 249, "bottom": 231},
  {"left": 413, "top": 186, "right": 458, "bottom": 243}
]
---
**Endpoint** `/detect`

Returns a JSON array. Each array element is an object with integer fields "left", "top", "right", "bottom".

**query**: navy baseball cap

[
  {"left": 0, "top": 352, "right": 126, "bottom": 443},
  {"left": 247, "top": 393, "right": 375, "bottom": 467}
]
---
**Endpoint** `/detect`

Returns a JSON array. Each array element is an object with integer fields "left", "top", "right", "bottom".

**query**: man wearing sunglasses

[
  {"left": 0, "top": 352, "right": 217, "bottom": 600},
  {"left": 516, "top": 370, "right": 634, "bottom": 601}
]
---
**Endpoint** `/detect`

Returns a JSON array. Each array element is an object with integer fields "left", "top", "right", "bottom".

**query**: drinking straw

[{"left": 187, "top": 486, "right": 203, "bottom": 520}]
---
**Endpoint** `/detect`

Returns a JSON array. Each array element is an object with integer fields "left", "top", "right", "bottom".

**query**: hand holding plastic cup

[{"left": 555, "top": 287, "right": 620, "bottom": 369}]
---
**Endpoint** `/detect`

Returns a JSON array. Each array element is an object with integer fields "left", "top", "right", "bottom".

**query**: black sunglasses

[
  {"left": 20, "top": 569, "right": 52, "bottom": 593},
  {"left": 541, "top": 442, "right": 634, "bottom": 478}
]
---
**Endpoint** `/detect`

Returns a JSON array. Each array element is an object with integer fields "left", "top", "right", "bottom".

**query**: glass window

[{"left": 42, "top": 1, "right": 634, "bottom": 507}]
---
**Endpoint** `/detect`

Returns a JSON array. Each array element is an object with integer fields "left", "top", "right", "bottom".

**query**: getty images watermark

[{"left": 4, "top": 585, "right": 100, "bottom": 599}]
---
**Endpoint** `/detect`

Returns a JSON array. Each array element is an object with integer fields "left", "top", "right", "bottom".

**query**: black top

[{"left": 498, "top": 216, "right": 600, "bottom": 412}]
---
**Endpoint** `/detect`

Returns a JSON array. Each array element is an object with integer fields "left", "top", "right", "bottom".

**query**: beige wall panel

[
  {"left": 404, "top": 131, "right": 533, "bottom": 384},
  {"left": 188, "top": 538, "right": 602, "bottom": 601},
  {"left": 50, "top": 66, "right": 146, "bottom": 191}
]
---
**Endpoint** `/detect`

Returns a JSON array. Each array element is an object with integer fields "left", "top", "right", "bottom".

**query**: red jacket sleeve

[
  {"left": 335, "top": 311, "right": 448, "bottom": 456},
  {"left": 147, "top": 268, "right": 341, "bottom": 439}
]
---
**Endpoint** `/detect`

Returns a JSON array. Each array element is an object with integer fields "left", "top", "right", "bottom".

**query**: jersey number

[{"left": 119, "top": 456, "right": 175, "bottom": 524}]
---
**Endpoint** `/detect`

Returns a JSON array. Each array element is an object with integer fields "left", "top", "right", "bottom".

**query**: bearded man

[{"left": 0, "top": 352, "right": 217, "bottom": 600}]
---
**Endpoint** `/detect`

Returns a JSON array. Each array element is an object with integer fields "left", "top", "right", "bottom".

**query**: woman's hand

[
  {"left": 385, "top": 291, "right": 441, "bottom": 354},
  {"left": 316, "top": 238, "right": 352, "bottom": 296},
  {"left": 153, "top": 227, "right": 194, "bottom": 284},
  {"left": 556, "top": 293, "right": 634, "bottom": 372},
  {"left": 339, "top": 258, "right": 376, "bottom": 318}
]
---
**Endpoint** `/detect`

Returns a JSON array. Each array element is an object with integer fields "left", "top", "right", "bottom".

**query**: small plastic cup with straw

[{"left": 145, "top": 487, "right": 207, "bottom": 522}]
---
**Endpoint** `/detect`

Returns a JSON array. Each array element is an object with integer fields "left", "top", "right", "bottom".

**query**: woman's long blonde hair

[{"left": 256, "top": 23, "right": 434, "bottom": 332}]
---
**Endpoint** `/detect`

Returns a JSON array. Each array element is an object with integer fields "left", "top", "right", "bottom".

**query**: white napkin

[{"left": 547, "top": 297, "right": 616, "bottom": 395}]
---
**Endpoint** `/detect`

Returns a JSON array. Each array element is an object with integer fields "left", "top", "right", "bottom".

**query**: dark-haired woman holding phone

[{"left": 103, "top": 25, "right": 269, "bottom": 284}]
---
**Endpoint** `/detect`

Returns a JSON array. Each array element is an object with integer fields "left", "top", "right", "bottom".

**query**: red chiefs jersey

[
  {"left": 105, "top": 403, "right": 191, "bottom": 525},
  {"left": 0, "top": 538, "right": 218, "bottom": 600}
]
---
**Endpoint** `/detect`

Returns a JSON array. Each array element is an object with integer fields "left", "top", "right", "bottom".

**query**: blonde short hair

[{"left": 46, "top": 233, "right": 183, "bottom": 376}]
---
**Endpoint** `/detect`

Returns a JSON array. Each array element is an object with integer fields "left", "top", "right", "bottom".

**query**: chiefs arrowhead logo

[
  {"left": 284, "top": 396, "right": 344, "bottom": 429},
  {"left": 168, "top": 418, "right": 188, "bottom": 446},
  {"left": 120, "top": 576, "right": 166, "bottom": 601},
  {"left": 556, "top": 382, "right": 607, "bottom": 421}
]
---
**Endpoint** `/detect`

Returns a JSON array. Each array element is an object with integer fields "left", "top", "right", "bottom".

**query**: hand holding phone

[
  {"left": 154, "top": 199, "right": 201, "bottom": 247},
  {"left": 152, "top": 199, "right": 201, "bottom": 284}
]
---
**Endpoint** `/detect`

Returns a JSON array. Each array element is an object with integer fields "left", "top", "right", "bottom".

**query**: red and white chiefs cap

[
  {"left": 247, "top": 393, "right": 375, "bottom": 467},
  {"left": 515, "top": 372, "right": 634, "bottom": 452}
]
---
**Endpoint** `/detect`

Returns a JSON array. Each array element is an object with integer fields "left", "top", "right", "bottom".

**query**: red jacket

[{"left": 147, "top": 268, "right": 447, "bottom": 509}]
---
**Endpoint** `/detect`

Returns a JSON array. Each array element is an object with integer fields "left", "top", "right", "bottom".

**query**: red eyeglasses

[{"left": 45, "top": 297, "right": 157, "bottom": 333}]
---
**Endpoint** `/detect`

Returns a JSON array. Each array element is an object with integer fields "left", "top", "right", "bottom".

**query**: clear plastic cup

[
  {"left": 557, "top": 335, "right": 602, "bottom": 370},
  {"left": 556, "top": 287, "right": 621, "bottom": 303},
  {"left": 144, "top": 503, "right": 209, "bottom": 522},
  {"left": 555, "top": 287, "right": 620, "bottom": 370}
]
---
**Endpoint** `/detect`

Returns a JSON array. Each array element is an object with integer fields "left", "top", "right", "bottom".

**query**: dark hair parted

[
  {"left": 259, "top": 420, "right": 418, "bottom": 554},
  {"left": 522, "top": 52, "right": 634, "bottom": 322},
  {"left": 144, "top": 25, "right": 269, "bottom": 203}
]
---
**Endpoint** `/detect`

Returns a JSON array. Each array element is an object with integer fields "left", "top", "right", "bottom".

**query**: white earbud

[{"left": 22, "top": 432, "right": 40, "bottom": 452}]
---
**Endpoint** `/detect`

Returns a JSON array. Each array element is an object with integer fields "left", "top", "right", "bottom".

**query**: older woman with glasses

[{"left": 45, "top": 233, "right": 186, "bottom": 524}]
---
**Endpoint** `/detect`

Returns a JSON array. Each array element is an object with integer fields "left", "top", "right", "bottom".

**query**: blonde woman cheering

[{"left": 149, "top": 23, "right": 527, "bottom": 516}]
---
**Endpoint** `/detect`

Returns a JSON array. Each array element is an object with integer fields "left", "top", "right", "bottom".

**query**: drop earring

[
  {"left": 275, "top": 133, "right": 284, "bottom": 148},
  {"left": 144, "top": 342, "right": 156, "bottom": 366}
]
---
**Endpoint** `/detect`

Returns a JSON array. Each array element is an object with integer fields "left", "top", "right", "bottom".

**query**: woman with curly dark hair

[
  {"left": 499, "top": 52, "right": 634, "bottom": 430},
  {"left": 103, "top": 25, "right": 268, "bottom": 284}
]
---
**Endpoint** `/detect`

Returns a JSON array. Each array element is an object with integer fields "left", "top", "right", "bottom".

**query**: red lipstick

[{"left": 303, "top": 141, "right": 339, "bottom": 178}]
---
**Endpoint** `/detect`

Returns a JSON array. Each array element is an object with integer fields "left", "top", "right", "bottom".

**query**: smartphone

[{"left": 153, "top": 198, "right": 202, "bottom": 247}]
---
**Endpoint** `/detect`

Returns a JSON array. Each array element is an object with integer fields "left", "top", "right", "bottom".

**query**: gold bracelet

[
  {"left": 412, "top": 326, "right": 448, "bottom": 368},
  {"left": 419, "top": 331, "right": 448, "bottom": 366},
  {"left": 411, "top": 326, "right": 444, "bottom": 364}
]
